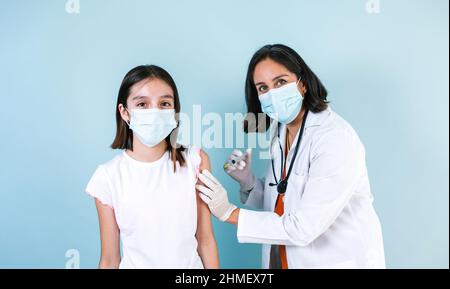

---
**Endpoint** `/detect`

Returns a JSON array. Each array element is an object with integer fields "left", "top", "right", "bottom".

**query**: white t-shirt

[{"left": 85, "top": 145, "right": 204, "bottom": 269}]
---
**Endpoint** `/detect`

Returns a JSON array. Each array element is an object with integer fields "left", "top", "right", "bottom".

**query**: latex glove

[
  {"left": 223, "top": 149, "right": 256, "bottom": 192},
  {"left": 196, "top": 169, "right": 237, "bottom": 222}
]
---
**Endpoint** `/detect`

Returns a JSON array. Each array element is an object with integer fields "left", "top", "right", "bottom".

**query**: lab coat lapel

[{"left": 269, "top": 124, "right": 285, "bottom": 211}]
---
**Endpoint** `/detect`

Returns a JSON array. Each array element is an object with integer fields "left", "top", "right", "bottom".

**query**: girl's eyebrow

[
  {"left": 131, "top": 94, "right": 173, "bottom": 101},
  {"left": 131, "top": 95, "right": 147, "bottom": 101}
]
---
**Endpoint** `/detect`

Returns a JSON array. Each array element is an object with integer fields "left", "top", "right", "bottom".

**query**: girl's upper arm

[
  {"left": 95, "top": 199, "right": 121, "bottom": 268},
  {"left": 198, "top": 149, "right": 211, "bottom": 176},
  {"left": 196, "top": 150, "right": 215, "bottom": 242}
]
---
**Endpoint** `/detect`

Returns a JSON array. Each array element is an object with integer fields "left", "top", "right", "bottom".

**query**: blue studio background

[{"left": 0, "top": 0, "right": 448, "bottom": 268}]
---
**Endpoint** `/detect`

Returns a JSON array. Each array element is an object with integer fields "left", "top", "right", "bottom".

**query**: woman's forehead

[{"left": 253, "top": 59, "right": 295, "bottom": 83}]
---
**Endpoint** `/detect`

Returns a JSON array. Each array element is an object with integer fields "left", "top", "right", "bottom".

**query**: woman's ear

[
  {"left": 299, "top": 81, "right": 307, "bottom": 96},
  {"left": 118, "top": 104, "right": 130, "bottom": 125}
]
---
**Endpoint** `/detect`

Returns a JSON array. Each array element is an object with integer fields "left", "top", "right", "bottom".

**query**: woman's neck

[
  {"left": 285, "top": 107, "right": 306, "bottom": 149},
  {"left": 126, "top": 137, "right": 168, "bottom": 162}
]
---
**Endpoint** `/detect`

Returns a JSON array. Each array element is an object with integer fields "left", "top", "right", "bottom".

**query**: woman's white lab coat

[{"left": 237, "top": 107, "right": 386, "bottom": 269}]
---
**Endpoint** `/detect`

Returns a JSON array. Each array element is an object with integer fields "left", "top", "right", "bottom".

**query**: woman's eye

[
  {"left": 258, "top": 86, "right": 268, "bottom": 93},
  {"left": 276, "top": 79, "right": 287, "bottom": 87},
  {"left": 137, "top": 103, "right": 146, "bottom": 108}
]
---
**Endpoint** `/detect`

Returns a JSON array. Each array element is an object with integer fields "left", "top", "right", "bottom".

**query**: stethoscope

[{"left": 269, "top": 110, "right": 309, "bottom": 195}]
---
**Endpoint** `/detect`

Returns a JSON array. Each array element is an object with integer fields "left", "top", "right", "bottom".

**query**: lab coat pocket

[{"left": 285, "top": 173, "right": 308, "bottom": 212}]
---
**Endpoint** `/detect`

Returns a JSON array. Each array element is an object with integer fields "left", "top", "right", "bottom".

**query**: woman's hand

[
  {"left": 223, "top": 149, "right": 256, "bottom": 192},
  {"left": 196, "top": 169, "right": 238, "bottom": 222}
]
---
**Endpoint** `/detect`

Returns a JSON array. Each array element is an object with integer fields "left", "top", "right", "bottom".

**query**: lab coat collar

[
  {"left": 305, "top": 106, "right": 332, "bottom": 128},
  {"left": 276, "top": 106, "right": 332, "bottom": 154}
]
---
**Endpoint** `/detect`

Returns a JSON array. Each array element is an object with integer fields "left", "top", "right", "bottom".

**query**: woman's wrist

[
  {"left": 226, "top": 208, "right": 240, "bottom": 225},
  {"left": 239, "top": 174, "right": 256, "bottom": 192}
]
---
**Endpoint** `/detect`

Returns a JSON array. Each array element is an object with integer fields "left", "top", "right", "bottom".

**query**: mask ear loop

[
  {"left": 296, "top": 76, "right": 306, "bottom": 99},
  {"left": 124, "top": 107, "right": 131, "bottom": 126},
  {"left": 174, "top": 111, "right": 181, "bottom": 129},
  {"left": 169, "top": 117, "right": 180, "bottom": 145}
]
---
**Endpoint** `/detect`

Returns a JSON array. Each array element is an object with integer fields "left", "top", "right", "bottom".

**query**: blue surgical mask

[
  {"left": 128, "top": 108, "right": 177, "bottom": 148},
  {"left": 259, "top": 80, "right": 303, "bottom": 124}
]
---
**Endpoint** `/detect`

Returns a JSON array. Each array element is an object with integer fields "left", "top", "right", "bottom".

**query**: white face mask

[
  {"left": 259, "top": 80, "right": 303, "bottom": 124},
  {"left": 127, "top": 108, "right": 177, "bottom": 148}
]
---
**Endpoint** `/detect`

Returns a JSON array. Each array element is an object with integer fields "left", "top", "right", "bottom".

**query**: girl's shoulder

[
  {"left": 182, "top": 143, "right": 200, "bottom": 157},
  {"left": 178, "top": 144, "right": 199, "bottom": 166},
  {"left": 179, "top": 144, "right": 210, "bottom": 175},
  {"left": 95, "top": 151, "right": 127, "bottom": 174},
  {"left": 182, "top": 144, "right": 210, "bottom": 162}
]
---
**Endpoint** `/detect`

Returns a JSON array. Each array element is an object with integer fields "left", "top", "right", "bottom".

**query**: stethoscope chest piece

[{"left": 277, "top": 179, "right": 288, "bottom": 194}]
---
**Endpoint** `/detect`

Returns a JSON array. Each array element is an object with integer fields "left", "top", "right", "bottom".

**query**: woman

[
  {"left": 196, "top": 44, "right": 385, "bottom": 269},
  {"left": 86, "top": 65, "right": 218, "bottom": 269}
]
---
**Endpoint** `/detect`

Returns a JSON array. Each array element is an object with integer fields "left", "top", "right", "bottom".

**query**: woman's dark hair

[
  {"left": 111, "top": 65, "right": 186, "bottom": 170},
  {"left": 244, "top": 44, "right": 328, "bottom": 133}
]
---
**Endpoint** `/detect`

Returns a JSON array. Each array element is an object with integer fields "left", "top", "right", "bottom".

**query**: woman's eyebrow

[
  {"left": 160, "top": 94, "right": 174, "bottom": 99},
  {"left": 272, "top": 74, "right": 289, "bottom": 82},
  {"left": 255, "top": 74, "right": 289, "bottom": 86}
]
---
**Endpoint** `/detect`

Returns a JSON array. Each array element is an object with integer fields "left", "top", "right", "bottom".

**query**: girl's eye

[
  {"left": 137, "top": 103, "right": 146, "bottom": 108},
  {"left": 160, "top": 102, "right": 173, "bottom": 108}
]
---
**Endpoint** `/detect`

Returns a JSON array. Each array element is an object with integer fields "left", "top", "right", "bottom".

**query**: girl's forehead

[{"left": 129, "top": 78, "right": 174, "bottom": 100}]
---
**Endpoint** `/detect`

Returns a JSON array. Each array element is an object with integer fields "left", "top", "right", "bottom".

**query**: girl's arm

[
  {"left": 195, "top": 149, "right": 219, "bottom": 269},
  {"left": 95, "top": 199, "right": 121, "bottom": 269}
]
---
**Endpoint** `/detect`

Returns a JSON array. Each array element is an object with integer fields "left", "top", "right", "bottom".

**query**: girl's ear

[{"left": 118, "top": 104, "right": 130, "bottom": 125}]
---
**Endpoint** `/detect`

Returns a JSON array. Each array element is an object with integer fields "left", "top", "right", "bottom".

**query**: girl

[{"left": 86, "top": 65, "right": 218, "bottom": 269}]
